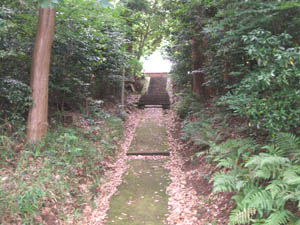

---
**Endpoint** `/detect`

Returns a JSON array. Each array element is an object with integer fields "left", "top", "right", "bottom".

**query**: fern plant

[
  {"left": 273, "top": 132, "right": 300, "bottom": 162},
  {"left": 210, "top": 133, "right": 300, "bottom": 225},
  {"left": 209, "top": 138, "right": 257, "bottom": 163},
  {"left": 182, "top": 119, "right": 223, "bottom": 148}
]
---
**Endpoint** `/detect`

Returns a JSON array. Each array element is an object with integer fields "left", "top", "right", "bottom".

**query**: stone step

[
  {"left": 138, "top": 76, "right": 170, "bottom": 107},
  {"left": 127, "top": 152, "right": 170, "bottom": 156}
]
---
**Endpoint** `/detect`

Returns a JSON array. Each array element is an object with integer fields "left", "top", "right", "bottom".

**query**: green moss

[
  {"left": 106, "top": 110, "right": 170, "bottom": 224},
  {"left": 128, "top": 120, "right": 168, "bottom": 154},
  {"left": 106, "top": 160, "right": 170, "bottom": 225}
]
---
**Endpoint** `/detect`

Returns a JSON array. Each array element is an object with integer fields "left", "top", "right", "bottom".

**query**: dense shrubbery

[
  {"left": 176, "top": 89, "right": 202, "bottom": 119},
  {"left": 165, "top": 0, "right": 300, "bottom": 134},
  {"left": 165, "top": 0, "right": 300, "bottom": 224},
  {"left": 0, "top": 78, "right": 32, "bottom": 125},
  {"left": 0, "top": 0, "right": 165, "bottom": 127},
  {"left": 220, "top": 29, "right": 300, "bottom": 133},
  {"left": 0, "top": 113, "right": 123, "bottom": 224}
]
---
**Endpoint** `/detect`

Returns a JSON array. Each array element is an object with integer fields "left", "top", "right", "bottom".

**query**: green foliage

[
  {"left": 211, "top": 171, "right": 246, "bottom": 193},
  {"left": 273, "top": 132, "right": 300, "bottom": 160},
  {"left": 120, "top": 0, "right": 166, "bottom": 59},
  {"left": 40, "top": 0, "right": 63, "bottom": 8},
  {"left": 229, "top": 207, "right": 256, "bottom": 225},
  {"left": 50, "top": 0, "right": 128, "bottom": 109},
  {"left": 209, "top": 132, "right": 300, "bottom": 224},
  {"left": 97, "top": 0, "right": 113, "bottom": 8},
  {"left": 210, "top": 138, "right": 257, "bottom": 164},
  {"left": 17, "top": 186, "right": 45, "bottom": 217},
  {"left": 165, "top": 0, "right": 300, "bottom": 135},
  {"left": 0, "top": 113, "right": 123, "bottom": 224},
  {"left": 220, "top": 29, "right": 300, "bottom": 133},
  {"left": 165, "top": 0, "right": 300, "bottom": 224},
  {"left": 176, "top": 90, "right": 202, "bottom": 119},
  {"left": 182, "top": 106, "right": 230, "bottom": 149},
  {"left": 0, "top": 78, "right": 32, "bottom": 126},
  {"left": 265, "top": 210, "right": 291, "bottom": 225},
  {"left": 1, "top": 0, "right": 163, "bottom": 127},
  {"left": 0, "top": 135, "right": 17, "bottom": 166}
]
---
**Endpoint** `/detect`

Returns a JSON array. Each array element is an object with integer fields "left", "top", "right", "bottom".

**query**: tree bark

[{"left": 27, "top": 7, "right": 56, "bottom": 143}]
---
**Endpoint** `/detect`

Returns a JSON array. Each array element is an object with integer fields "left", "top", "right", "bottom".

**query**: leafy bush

[
  {"left": 0, "top": 77, "right": 32, "bottom": 125},
  {"left": 220, "top": 29, "right": 300, "bottom": 133}
]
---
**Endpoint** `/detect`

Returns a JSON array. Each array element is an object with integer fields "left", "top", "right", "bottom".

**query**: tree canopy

[{"left": 0, "top": 0, "right": 166, "bottom": 133}]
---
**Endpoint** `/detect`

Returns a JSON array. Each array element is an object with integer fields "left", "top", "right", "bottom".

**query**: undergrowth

[
  {"left": 175, "top": 89, "right": 203, "bottom": 119},
  {"left": 180, "top": 100, "right": 300, "bottom": 224},
  {"left": 0, "top": 113, "right": 123, "bottom": 224}
]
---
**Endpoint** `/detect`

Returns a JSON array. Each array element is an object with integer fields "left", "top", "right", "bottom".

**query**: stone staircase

[{"left": 138, "top": 77, "right": 170, "bottom": 109}]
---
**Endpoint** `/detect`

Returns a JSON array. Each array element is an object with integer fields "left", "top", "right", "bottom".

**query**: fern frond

[
  {"left": 284, "top": 192, "right": 300, "bottom": 204},
  {"left": 246, "top": 153, "right": 289, "bottom": 179},
  {"left": 265, "top": 210, "right": 291, "bottom": 225},
  {"left": 211, "top": 171, "right": 237, "bottom": 193},
  {"left": 266, "top": 180, "right": 288, "bottom": 199},
  {"left": 229, "top": 207, "right": 256, "bottom": 225},
  {"left": 262, "top": 144, "right": 282, "bottom": 155},
  {"left": 252, "top": 167, "right": 273, "bottom": 180},
  {"left": 183, "top": 120, "right": 218, "bottom": 147},
  {"left": 216, "top": 157, "right": 236, "bottom": 169},
  {"left": 246, "top": 153, "right": 290, "bottom": 168},
  {"left": 210, "top": 138, "right": 257, "bottom": 164},
  {"left": 274, "top": 132, "right": 300, "bottom": 158},
  {"left": 282, "top": 166, "right": 300, "bottom": 185},
  {"left": 288, "top": 217, "right": 300, "bottom": 225},
  {"left": 243, "top": 189, "right": 273, "bottom": 215}
]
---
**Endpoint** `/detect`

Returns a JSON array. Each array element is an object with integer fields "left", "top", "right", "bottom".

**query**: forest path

[
  {"left": 83, "top": 98, "right": 200, "bottom": 225},
  {"left": 105, "top": 108, "right": 170, "bottom": 224}
]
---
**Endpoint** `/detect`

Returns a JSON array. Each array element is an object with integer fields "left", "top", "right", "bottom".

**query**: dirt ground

[{"left": 164, "top": 109, "right": 234, "bottom": 225}]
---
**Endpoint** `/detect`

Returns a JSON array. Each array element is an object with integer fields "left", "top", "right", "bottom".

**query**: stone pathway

[
  {"left": 105, "top": 109, "right": 170, "bottom": 225},
  {"left": 128, "top": 109, "right": 168, "bottom": 155}
]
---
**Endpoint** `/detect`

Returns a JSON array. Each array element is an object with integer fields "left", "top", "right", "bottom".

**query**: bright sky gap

[{"left": 142, "top": 51, "right": 172, "bottom": 73}]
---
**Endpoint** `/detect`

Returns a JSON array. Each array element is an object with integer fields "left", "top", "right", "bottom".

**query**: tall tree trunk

[{"left": 27, "top": 7, "right": 56, "bottom": 143}]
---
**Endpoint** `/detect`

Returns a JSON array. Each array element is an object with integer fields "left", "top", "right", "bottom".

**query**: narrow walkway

[{"left": 105, "top": 109, "right": 170, "bottom": 225}]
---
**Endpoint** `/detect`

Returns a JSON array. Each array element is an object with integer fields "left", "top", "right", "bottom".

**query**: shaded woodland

[{"left": 1, "top": 0, "right": 300, "bottom": 224}]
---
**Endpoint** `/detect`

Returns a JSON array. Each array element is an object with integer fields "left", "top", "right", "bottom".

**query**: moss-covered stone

[
  {"left": 106, "top": 109, "right": 170, "bottom": 224},
  {"left": 129, "top": 122, "right": 168, "bottom": 154},
  {"left": 105, "top": 160, "right": 169, "bottom": 225}
]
